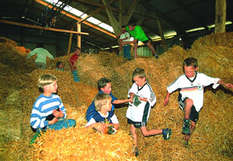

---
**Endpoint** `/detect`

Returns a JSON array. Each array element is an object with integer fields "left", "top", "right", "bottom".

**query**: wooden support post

[
  {"left": 156, "top": 17, "right": 167, "bottom": 50},
  {"left": 67, "top": 31, "right": 73, "bottom": 54},
  {"left": 215, "top": 0, "right": 226, "bottom": 33},
  {"left": 77, "top": 23, "right": 81, "bottom": 49}
]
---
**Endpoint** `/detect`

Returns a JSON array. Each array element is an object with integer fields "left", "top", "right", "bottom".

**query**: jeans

[{"left": 123, "top": 45, "right": 131, "bottom": 60}]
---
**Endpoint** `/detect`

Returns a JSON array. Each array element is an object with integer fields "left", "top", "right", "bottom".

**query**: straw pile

[{"left": 1, "top": 32, "right": 233, "bottom": 161}]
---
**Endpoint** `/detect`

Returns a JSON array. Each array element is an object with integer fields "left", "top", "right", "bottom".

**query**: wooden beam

[
  {"left": 67, "top": 31, "right": 73, "bottom": 54},
  {"left": 77, "top": 23, "right": 81, "bottom": 48},
  {"left": 35, "top": 0, "right": 116, "bottom": 38},
  {"left": 215, "top": 0, "right": 226, "bottom": 33},
  {"left": 0, "top": 19, "right": 89, "bottom": 35}
]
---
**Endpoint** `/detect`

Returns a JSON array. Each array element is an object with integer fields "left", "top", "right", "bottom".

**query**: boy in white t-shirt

[
  {"left": 118, "top": 26, "right": 133, "bottom": 60},
  {"left": 126, "top": 68, "right": 171, "bottom": 156},
  {"left": 164, "top": 57, "right": 232, "bottom": 144}
]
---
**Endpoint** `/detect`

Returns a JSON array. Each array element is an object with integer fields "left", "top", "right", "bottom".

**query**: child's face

[
  {"left": 44, "top": 81, "right": 58, "bottom": 94},
  {"left": 58, "top": 63, "right": 63, "bottom": 68},
  {"left": 101, "top": 83, "right": 112, "bottom": 94},
  {"left": 184, "top": 65, "right": 198, "bottom": 78},
  {"left": 104, "top": 99, "right": 112, "bottom": 112},
  {"left": 133, "top": 76, "right": 146, "bottom": 87}
]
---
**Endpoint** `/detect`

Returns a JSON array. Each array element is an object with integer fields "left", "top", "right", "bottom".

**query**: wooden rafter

[
  {"left": 35, "top": 0, "right": 116, "bottom": 38},
  {"left": 0, "top": 19, "right": 89, "bottom": 35}
]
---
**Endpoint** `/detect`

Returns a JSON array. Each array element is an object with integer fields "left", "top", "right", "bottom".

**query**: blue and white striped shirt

[{"left": 30, "top": 94, "right": 66, "bottom": 129}]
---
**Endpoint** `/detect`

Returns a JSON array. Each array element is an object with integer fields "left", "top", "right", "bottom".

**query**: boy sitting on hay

[
  {"left": 85, "top": 93, "right": 119, "bottom": 134},
  {"left": 164, "top": 57, "right": 233, "bottom": 145},
  {"left": 30, "top": 74, "right": 76, "bottom": 144},
  {"left": 85, "top": 77, "right": 132, "bottom": 123}
]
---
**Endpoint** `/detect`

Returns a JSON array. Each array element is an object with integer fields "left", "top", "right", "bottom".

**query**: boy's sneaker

[
  {"left": 162, "top": 128, "right": 172, "bottom": 140},
  {"left": 182, "top": 119, "right": 190, "bottom": 135},
  {"left": 133, "top": 146, "right": 139, "bottom": 157}
]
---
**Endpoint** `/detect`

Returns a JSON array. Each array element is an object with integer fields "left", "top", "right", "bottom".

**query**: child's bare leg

[
  {"left": 140, "top": 126, "right": 162, "bottom": 136},
  {"left": 184, "top": 99, "right": 193, "bottom": 120},
  {"left": 184, "top": 121, "right": 196, "bottom": 141},
  {"left": 130, "top": 125, "right": 137, "bottom": 147},
  {"left": 182, "top": 98, "right": 194, "bottom": 135}
]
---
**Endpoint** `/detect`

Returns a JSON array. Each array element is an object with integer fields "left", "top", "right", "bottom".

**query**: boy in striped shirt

[{"left": 30, "top": 74, "right": 76, "bottom": 135}]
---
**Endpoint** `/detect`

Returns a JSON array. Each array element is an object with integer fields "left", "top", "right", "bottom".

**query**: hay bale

[{"left": 32, "top": 110, "right": 137, "bottom": 161}]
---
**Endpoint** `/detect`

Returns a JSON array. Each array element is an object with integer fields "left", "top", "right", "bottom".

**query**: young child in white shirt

[
  {"left": 126, "top": 68, "right": 171, "bottom": 156},
  {"left": 164, "top": 57, "right": 232, "bottom": 144}
]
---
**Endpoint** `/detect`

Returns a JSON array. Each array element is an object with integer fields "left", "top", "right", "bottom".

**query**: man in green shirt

[
  {"left": 27, "top": 44, "right": 54, "bottom": 69},
  {"left": 126, "top": 24, "right": 159, "bottom": 59}
]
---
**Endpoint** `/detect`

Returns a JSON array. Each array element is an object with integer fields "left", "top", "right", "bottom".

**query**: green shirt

[
  {"left": 126, "top": 25, "right": 149, "bottom": 42},
  {"left": 27, "top": 48, "right": 54, "bottom": 64}
]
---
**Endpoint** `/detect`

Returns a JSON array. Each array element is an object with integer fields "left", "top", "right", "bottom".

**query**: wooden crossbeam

[
  {"left": 0, "top": 19, "right": 89, "bottom": 35},
  {"left": 35, "top": 0, "right": 116, "bottom": 38}
]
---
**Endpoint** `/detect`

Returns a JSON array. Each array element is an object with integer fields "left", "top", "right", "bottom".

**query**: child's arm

[
  {"left": 53, "top": 109, "right": 64, "bottom": 118},
  {"left": 86, "top": 122, "right": 107, "bottom": 133},
  {"left": 218, "top": 80, "right": 233, "bottom": 89},
  {"left": 164, "top": 92, "right": 170, "bottom": 106},
  {"left": 112, "top": 98, "right": 132, "bottom": 104},
  {"left": 48, "top": 117, "right": 59, "bottom": 125}
]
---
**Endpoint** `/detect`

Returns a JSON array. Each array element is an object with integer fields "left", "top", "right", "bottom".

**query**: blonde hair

[
  {"left": 132, "top": 68, "right": 146, "bottom": 79},
  {"left": 94, "top": 93, "right": 112, "bottom": 111},
  {"left": 38, "top": 74, "right": 57, "bottom": 89}
]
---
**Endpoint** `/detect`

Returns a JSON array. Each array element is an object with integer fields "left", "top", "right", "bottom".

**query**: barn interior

[{"left": 0, "top": 0, "right": 233, "bottom": 161}]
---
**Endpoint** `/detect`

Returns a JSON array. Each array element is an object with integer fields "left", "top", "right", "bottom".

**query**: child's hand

[
  {"left": 94, "top": 123, "right": 107, "bottom": 133},
  {"left": 129, "top": 97, "right": 133, "bottom": 103},
  {"left": 139, "top": 97, "right": 147, "bottom": 102},
  {"left": 53, "top": 109, "right": 63, "bottom": 118},
  {"left": 225, "top": 83, "right": 233, "bottom": 89},
  {"left": 48, "top": 117, "right": 58, "bottom": 125}
]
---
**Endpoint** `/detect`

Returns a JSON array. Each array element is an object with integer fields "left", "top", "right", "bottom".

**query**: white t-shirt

[
  {"left": 126, "top": 82, "right": 156, "bottom": 122},
  {"left": 85, "top": 111, "right": 119, "bottom": 127},
  {"left": 167, "top": 72, "right": 220, "bottom": 112},
  {"left": 119, "top": 32, "right": 132, "bottom": 42}
]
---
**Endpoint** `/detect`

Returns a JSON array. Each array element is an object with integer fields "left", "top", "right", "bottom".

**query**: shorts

[
  {"left": 178, "top": 95, "right": 199, "bottom": 123},
  {"left": 127, "top": 119, "right": 147, "bottom": 128},
  {"left": 127, "top": 102, "right": 150, "bottom": 128}
]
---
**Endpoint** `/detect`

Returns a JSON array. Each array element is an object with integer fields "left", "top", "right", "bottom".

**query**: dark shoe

[
  {"left": 162, "top": 128, "right": 172, "bottom": 140},
  {"left": 182, "top": 119, "right": 190, "bottom": 135},
  {"left": 154, "top": 54, "right": 159, "bottom": 59},
  {"left": 133, "top": 146, "right": 139, "bottom": 157}
]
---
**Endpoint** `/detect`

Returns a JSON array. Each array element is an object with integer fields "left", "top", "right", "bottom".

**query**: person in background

[
  {"left": 69, "top": 47, "right": 81, "bottom": 82},
  {"left": 126, "top": 23, "right": 159, "bottom": 59},
  {"left": 56, "top": 61, "right": 64, "bottom": 71},
  {"left": 118, "top": 26, "right": 133, "bottom": 60},
  {"left": 27, "top": 43, "right": 54, "bottom": 69}
]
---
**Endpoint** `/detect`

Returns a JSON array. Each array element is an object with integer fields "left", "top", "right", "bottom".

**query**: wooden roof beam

[{"left": 35, "top": 0, "right": 116, "bottom": 38}]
